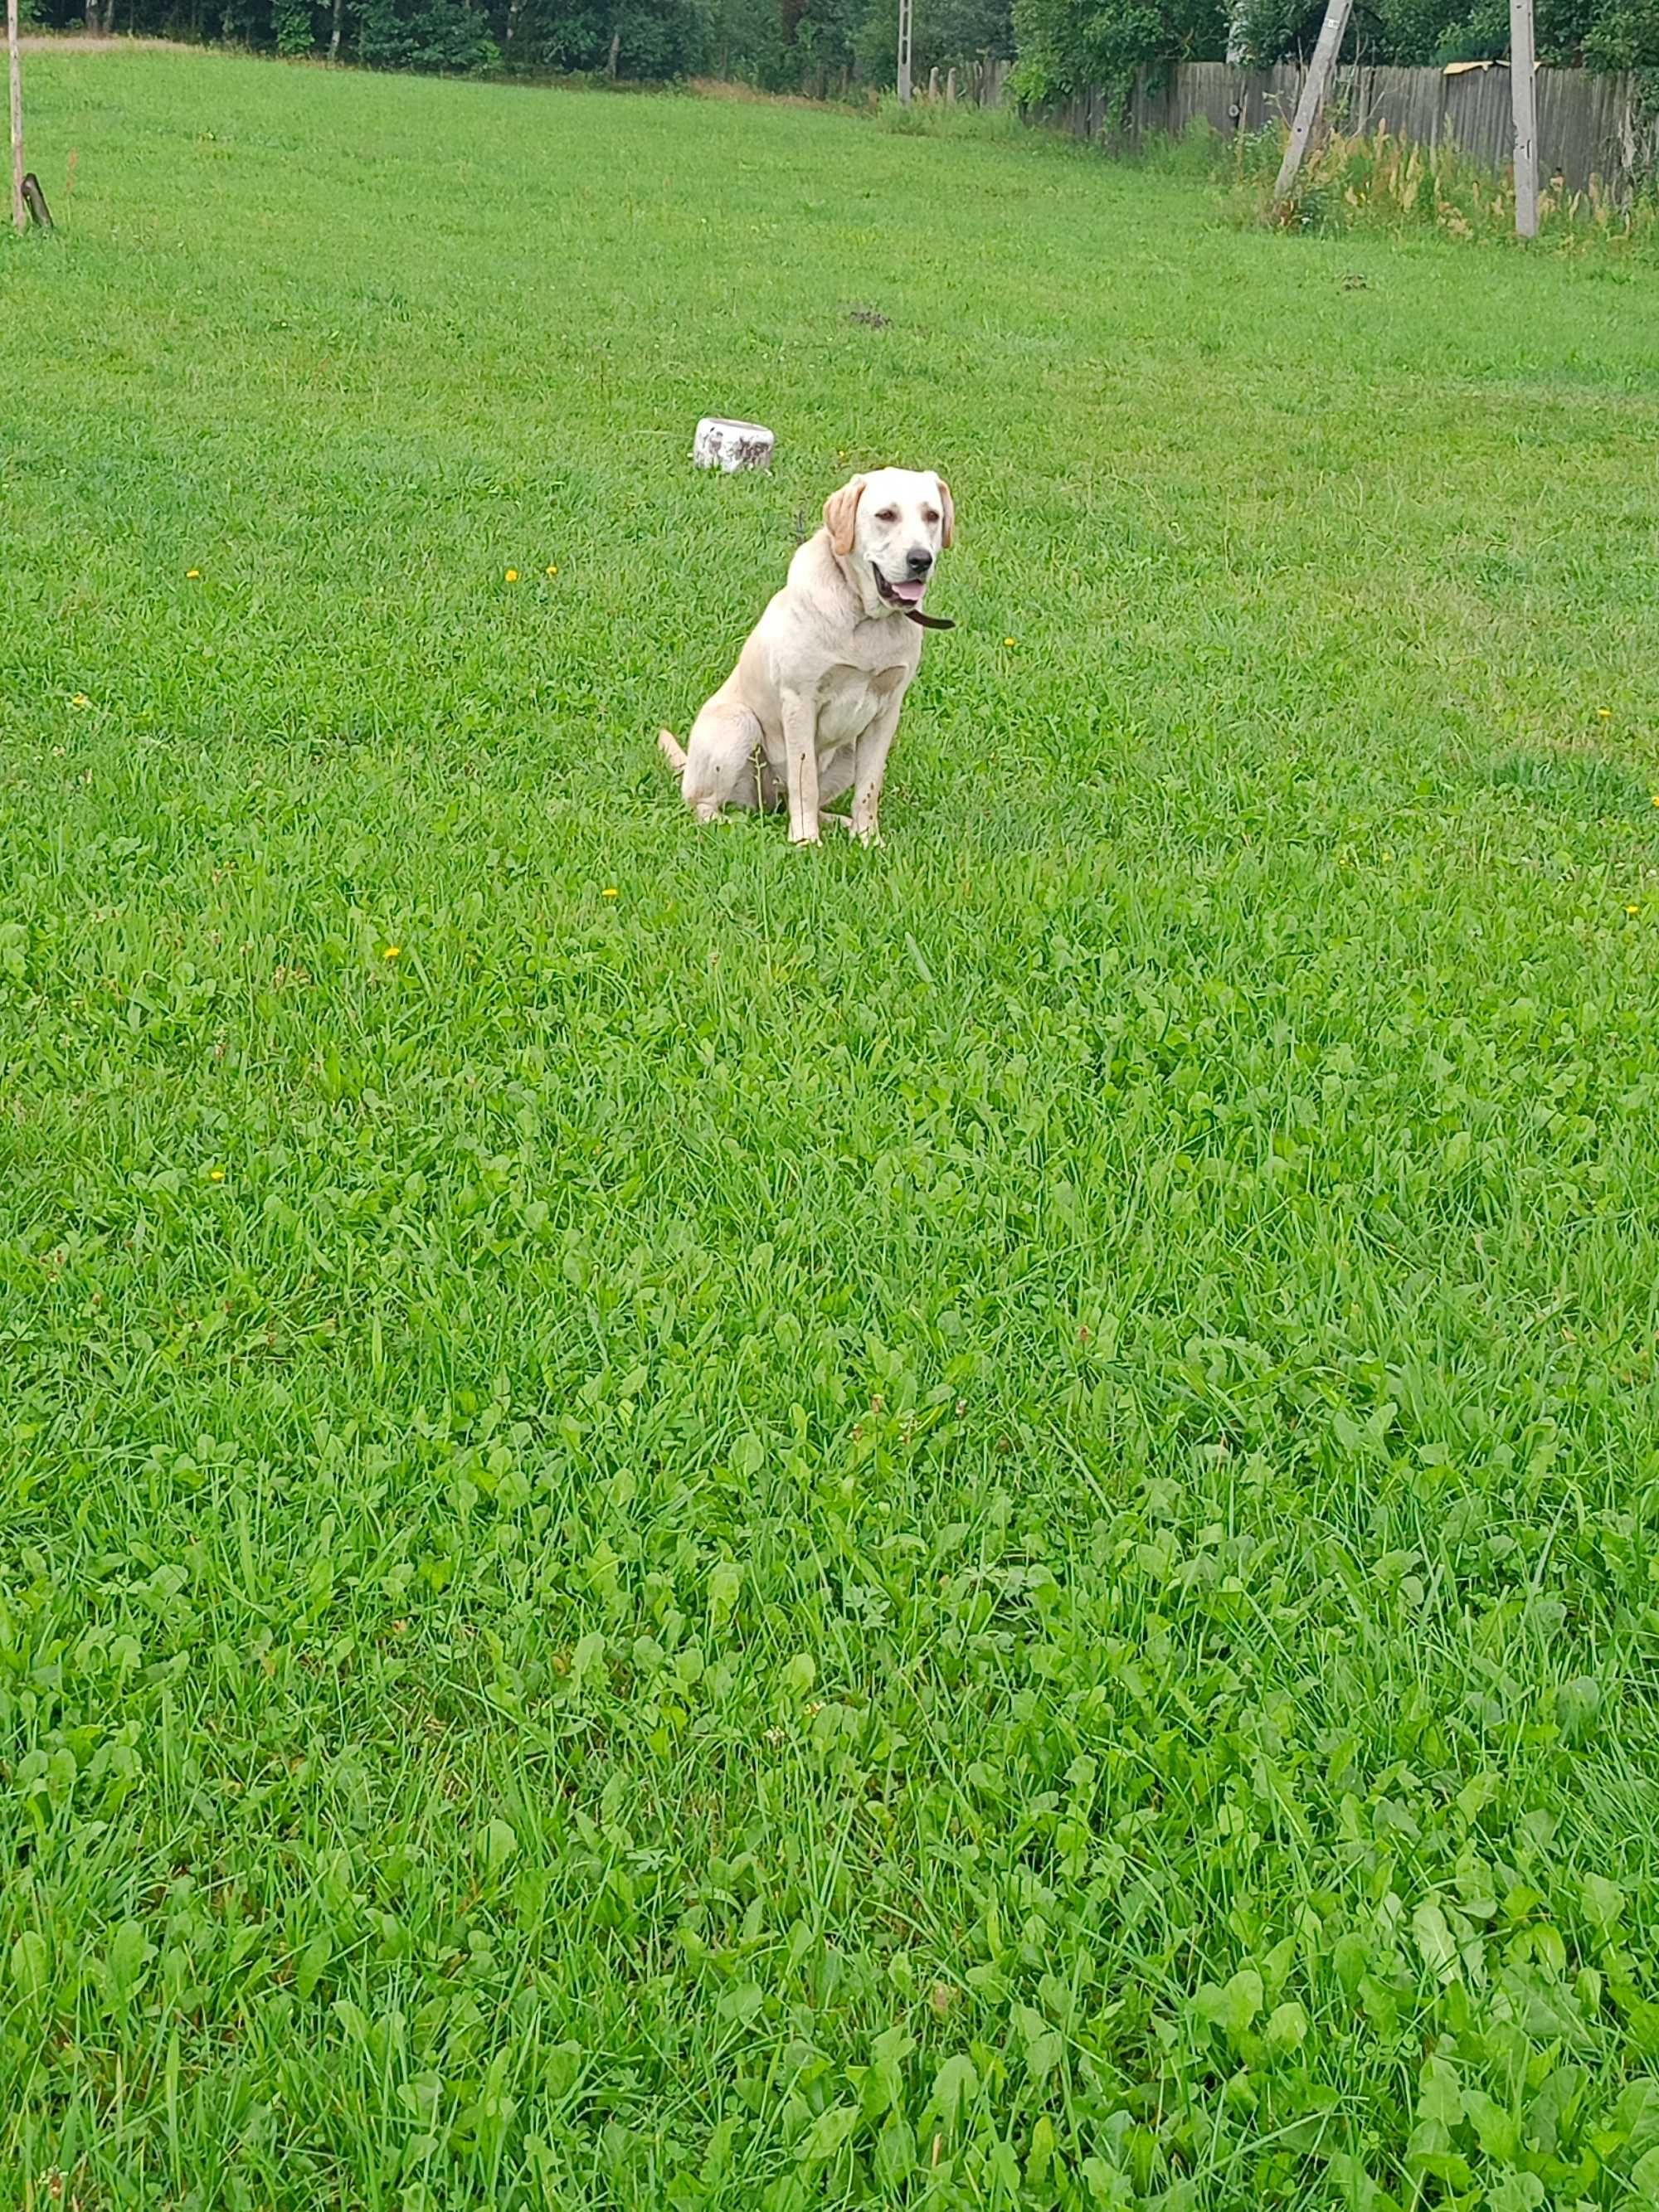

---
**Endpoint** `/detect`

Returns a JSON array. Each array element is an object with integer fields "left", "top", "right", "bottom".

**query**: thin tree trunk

[
  {"left": 606, "top": 24, "right": 620, "bottom": 75},
  {"left": 8, "top": 0, "right": 24, "bottom": 237},
  {"left": 329, "top": 0, "right": 343, "bottom": 59}
]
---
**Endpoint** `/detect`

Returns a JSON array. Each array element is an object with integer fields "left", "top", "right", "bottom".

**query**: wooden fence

[{"left": 965, "top": 56, "right": 1656, "bottom": 197}]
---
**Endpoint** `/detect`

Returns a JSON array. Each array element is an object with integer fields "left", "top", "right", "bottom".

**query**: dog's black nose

[{"left": 906, "top": 547, "right": 934, "bottom": 576}]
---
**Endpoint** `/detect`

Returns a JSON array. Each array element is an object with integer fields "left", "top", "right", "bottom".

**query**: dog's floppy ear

[
  {"left": 936, "top": 474, "right": 956, "bottom": 550},
  {"left": 823, "top": 474, "right": 866, "bottom": 557}
]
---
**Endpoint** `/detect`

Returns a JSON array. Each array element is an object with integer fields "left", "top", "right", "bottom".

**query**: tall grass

[{"left": 1231, "top": 117, "right": 1659, "bottom": 245}]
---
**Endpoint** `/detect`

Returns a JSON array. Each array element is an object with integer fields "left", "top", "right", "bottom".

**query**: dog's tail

[{"left": 657, "top": 727, "right": 688, "bottom": 777}]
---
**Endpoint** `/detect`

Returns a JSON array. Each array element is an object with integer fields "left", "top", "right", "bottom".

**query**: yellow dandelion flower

[
  {"left": 1652, "top": 794, "right": 1659, "bottom": 808},
  {"left": 1627, "top": 903, "right": 1640, "bottom": 916},
  {"left": 505, "top": 569, "right": 519, "bottom": 584},
  {"left": 70, "top": 693, "right": 91, "bottom": 708},
  {"left": 209, "top": 1167, "right": 226, "bottom": 1183},
  {"left": 602, "top": 887, "right": 619, "bottom": 899},
  {"left": 1598, "top": 707, "right": 1612, "bottom": 718},
  {"left": 1002, "top": 636, "right": 1016, "bottom": 648},
  {"left": 187, "top": 568, "right": 202, "bottom": 580},
  {"left": 383, "top": 945, "right": 401, "bottom": 960},
  {"left": 546, "top": 564, "right": 558, "bottom": 576}
]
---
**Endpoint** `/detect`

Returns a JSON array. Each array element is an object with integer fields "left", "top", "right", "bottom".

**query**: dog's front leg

[
  {"left": 850, "top": 698, "right": 904, "bottom": 847},
  {"left": 781, "top": 692, "right": 821, "bottom": 846}
]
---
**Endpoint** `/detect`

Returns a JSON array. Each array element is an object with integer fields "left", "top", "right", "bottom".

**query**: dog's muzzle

[
  {"left": 873, "top": 562, "right": 954, "bottom": 631},
  {"left": 873, "top": 564, "right": 927, "bottom": 610}
]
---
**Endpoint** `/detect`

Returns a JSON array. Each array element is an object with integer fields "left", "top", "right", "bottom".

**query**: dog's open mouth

[{"left": 873, "top": 566, "right": 927, "bottom": 608}]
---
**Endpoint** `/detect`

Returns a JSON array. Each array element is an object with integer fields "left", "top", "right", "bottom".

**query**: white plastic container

[{"left": 692, "top": 418, "right": 775, "bottom": 473}]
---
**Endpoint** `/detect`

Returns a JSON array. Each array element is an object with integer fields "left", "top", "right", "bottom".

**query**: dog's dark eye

[
  {"left": 874, "top": 508, "right": 899, "bottom": 523},
  {"left": 921, "top": 508, "right": 940, "bottom": 524}
]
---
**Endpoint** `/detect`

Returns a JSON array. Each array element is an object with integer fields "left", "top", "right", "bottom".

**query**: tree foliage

[
  {"left": 1009, "top": 0, "right": 1654, "bottom": 105},
  {"left": 1230, "top": 0, "right": 1657, "bottom": 61},
  {"left": 1010, "top": 0, "right": 1221, "bottom": 102},
  {"left": 32, "top": 0, "right": 1010, "bottom": 84},
  {"left": 27, "top": 0, "right": 1651, "bottom": 105}
]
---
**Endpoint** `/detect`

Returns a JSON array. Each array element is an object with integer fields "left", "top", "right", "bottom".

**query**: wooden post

[
  {"left": 7, "top": 0, "right": 24, "bottom": 236},
  {"left": 896, "top": 0, "right": 912, "bottom": 105},
  {"left": 1511, "top": 0, "right": 1539, "bottom": 236},
  {"left": 1273, "top": 0, "right": 1353, "bottom": 206}
]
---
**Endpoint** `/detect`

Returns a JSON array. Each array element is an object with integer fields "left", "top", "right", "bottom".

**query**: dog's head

[{"left": 824, "top": 467, "right": 955, "bottom": 618}]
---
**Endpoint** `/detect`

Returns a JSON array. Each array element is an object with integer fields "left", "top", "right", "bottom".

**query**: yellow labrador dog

[{"left": 659, "top": 467, "right": 955, "bottom": 845}]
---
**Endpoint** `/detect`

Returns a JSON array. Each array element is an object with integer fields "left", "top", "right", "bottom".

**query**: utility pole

[
  {"left": 8, "top": 0, "right": 25, "bottom": 236},
  {"left": 1511, "top": 0, "right": 1539, "bottom": 236},
  {"left": 897, "top": 0, "right": 912, "bottom": 105},
  {"left": 1272, "top": 0, "right": 1353, "bottom": 207}
]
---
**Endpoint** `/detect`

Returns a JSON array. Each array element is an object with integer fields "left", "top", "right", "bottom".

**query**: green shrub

[
  {"left": 275, "top": 0, "right": 316, "bottom": 49},
  {"left": 1010, "top": 0, "right": 1223, "bottom": 110},
  {"left": 358, "top": 0, "right": 499, "bottom": 70}
]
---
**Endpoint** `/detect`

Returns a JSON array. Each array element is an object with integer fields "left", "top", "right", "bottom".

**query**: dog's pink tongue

[{"left": 891, "top": 580, "right": 926, "bottom": 605}]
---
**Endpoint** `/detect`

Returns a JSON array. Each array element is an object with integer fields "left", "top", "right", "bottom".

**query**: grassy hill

[{"left": 3, "top": 44, "right": 1658, "bottom": 2208}]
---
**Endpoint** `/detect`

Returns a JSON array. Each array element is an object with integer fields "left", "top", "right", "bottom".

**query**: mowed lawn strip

[{"left": 2, "top": 45, "right": 1659, "bottom": 2209}]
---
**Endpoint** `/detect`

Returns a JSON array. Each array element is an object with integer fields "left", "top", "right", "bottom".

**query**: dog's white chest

[{"left": 815, "top": 659, "right": 907, "bottom": 751}]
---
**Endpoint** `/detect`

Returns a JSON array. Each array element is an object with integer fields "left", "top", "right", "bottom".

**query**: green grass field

[{"left": 4, "top": 44, "right": 1659, "bottom": 2210}]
